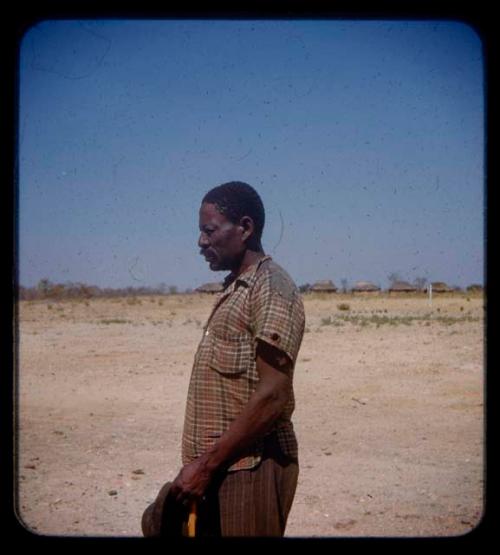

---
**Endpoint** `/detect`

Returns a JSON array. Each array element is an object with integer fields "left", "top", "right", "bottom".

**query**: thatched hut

[
  {"left": 351, "top": 281, "right": 381, "bottom": 294},
  {"left": 430, "top": 281, "right": 453, "bottom": 293},
  {"left": 466, "top": 284, "right": 483, "bottom": 293},
  {"left": 310, "top": 280, "right": 338, "bottom": 293},
  {"left": 196, "top": 282, "right": 224, "bottom": 294},
  {"left": 388, "top": 280, "right": 418, "bottom": 294}
]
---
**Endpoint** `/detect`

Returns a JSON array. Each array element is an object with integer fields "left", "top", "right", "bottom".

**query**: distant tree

[
  {"left": 298, "top": 283, "right": 310, "bottom": 293},
  {"left": 168, "top": 285, "right": 178, "bottom": 295},
  {"left": 413, "top": 276, "right": 428, "bottom": 290},
  {"left": 73, "top": 283, "right": 92, "bottom": 298},
  {"left": 341, "top": 278, "right": 348, "bottom": 293},
  {"left": 387, "top": 272, "right": 402, "bottom": 287},
  {"left": 18, "top": 286, "right": 29, "bottom": 300},
  {"left": 51, "top": 283, "right": 66, "bottom": 299},
  {"left": 157, "top": 282, "right": 168, "bottom": 294},
  {"left": 37, "top": 278, "right": 53, "bottom": 298}
]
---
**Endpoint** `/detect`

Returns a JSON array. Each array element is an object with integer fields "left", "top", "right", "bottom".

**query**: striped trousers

[{"left": 196, "top": 435, "right": 299, "bottom": 537}]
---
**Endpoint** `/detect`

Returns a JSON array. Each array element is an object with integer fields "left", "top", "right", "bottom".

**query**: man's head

[{"left": 198, "top": 181, "right": 265, "bottom": 272}]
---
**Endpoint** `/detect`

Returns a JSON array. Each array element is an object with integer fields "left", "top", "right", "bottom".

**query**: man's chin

[
  {"left": 207, "top": 259, "right": 230, "bottom": 272},
  {"left": 208, "top": 260, "right": 222, "bottom": 271}
]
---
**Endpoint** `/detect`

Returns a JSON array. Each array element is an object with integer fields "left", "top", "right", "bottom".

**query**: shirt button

[
  {"left": 205, "top": 329, "right": 210, "bottom": 336},
  {"left": 271, "top": 332, "right": 280, "bottom": 342}
]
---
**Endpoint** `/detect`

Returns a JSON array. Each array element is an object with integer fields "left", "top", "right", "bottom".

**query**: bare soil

[{"left": 16, "top": 292, "right": 484, "bottom": 537}]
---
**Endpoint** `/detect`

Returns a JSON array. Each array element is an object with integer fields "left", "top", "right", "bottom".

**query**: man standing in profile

[{"left": 170, "top": 181, "right": 305, "bottom": 536}]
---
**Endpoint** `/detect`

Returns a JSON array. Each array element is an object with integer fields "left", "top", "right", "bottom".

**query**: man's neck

[{"left": 233, "top": 248, "right": 266, "bottom": 278}]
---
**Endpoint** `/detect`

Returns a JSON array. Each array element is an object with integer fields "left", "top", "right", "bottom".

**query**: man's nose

[{"left": 198, "top": 232, "right": 210, "bottom": 248}]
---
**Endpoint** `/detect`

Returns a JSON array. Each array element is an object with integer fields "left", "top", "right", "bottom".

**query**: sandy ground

[{"left": 15, "top": 292, "right": 484, "bottom": 538}]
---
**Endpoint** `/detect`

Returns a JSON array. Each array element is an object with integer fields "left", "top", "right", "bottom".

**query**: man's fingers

[
  {"left": 171, "top": 460, "right": 209, "bottom": 506},
  {"left": 171, "top": 483, "right": 195, "bottom": 506},
  {"left": 169, "top": 481, "right": 187, "bottom": 505},
  {"left": 175, "top": 489, "right": 189, "bottom": 505}
]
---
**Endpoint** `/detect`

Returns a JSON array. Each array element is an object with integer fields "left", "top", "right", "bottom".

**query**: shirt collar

[{"left": 222, "top": 255, "right": 272, "bottom": 292}]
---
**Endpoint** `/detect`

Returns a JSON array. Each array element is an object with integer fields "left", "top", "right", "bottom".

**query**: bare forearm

[
  {"left": 199, "top": 386, "right": 288, "bottom": 474},
  {"left": 171, "top": 341, "right": 293, "bottom": 505}
]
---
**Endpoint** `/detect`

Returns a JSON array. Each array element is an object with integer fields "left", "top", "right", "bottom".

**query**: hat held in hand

[{"left": 142, "top": 481, "right": 188, "bottom": 537}]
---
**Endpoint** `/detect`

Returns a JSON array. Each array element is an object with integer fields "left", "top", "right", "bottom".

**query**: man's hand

[{"left": 170, "top": 455, "right": 215, "bottom": 506}]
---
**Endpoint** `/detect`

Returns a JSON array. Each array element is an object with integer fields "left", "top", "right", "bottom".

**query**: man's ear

[{"left": 239, "top": 216, "right": 255, "bottom": 242}]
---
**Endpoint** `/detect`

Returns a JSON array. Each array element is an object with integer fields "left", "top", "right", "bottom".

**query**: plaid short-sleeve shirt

[{"left": 181, "top": 256, "right": 305, "bottom": 472}]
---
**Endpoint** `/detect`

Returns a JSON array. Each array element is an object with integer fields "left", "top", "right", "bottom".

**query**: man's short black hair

[{"left": 202, "top": 181, "right": 265, "bottom": 241}]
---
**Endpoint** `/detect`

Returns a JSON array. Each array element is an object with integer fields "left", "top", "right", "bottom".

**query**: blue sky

[{"left": 18, "top": 19, "right": 484, "bottom": 290}]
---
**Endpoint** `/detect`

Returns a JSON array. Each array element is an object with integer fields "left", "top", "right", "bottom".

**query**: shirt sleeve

[{"left": 250, "top": 267, "right": 305, "bottom": 365}]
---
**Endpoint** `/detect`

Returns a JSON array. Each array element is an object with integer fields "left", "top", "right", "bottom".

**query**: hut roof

[
  {"left": 430, "top": 281, "right": 453, "bottom": 292},
  {"left": 310, "top": 279, "right": 338, "bottom": 292},
  {"left": 352, "top": 281, "right": 380, "bottom": 292},
  {"left": 196, "top": 282, "right": 224, "bottom": 293},
  {"left": 389, "top": 280, "right": 417, "bottom": 292}
]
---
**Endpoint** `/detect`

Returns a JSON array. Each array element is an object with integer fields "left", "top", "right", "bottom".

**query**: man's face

[{"left": 198, "top": 202, "right": 246, "bottom": 272}]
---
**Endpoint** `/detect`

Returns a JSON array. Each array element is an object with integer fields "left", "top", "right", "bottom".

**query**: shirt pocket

[{"left": 208, "top": 333, "right": 254, "bottom": 376}]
